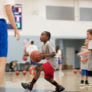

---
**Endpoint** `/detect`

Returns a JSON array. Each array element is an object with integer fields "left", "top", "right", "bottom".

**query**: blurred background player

[
  {"left": 78, "top": 29, "right": 92, "bottom": 85},
  {"left": 25, "top": 40, "right": 38, "bottom": 80},
  {"left": 78, "top": 39, "right": 89, "bottom": 85},
  {"left": 56, "top": 45, "right": 64, "bottom": 76},
  {"left": 21, "top": 31, "right": 65, "bottom": 92},
  {"left": 0, "top": 0, "right": 20, "bottom": 85},
  {"left": 26, "top": 41, "right": 38, "bottom": 56},
  {"left": 26, "top": 40, "right": 38, "bottom": 65},
  {"left": 78, "top": 29, "right": 92, "bottom": 71},
  {"left": 87, "top": 29, "right": 92, "bottom": 76}
]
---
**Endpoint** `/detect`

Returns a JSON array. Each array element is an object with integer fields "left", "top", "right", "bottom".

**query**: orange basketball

[
  {"left": 22, "top": 71, "right": 27, "bottom": 76},
  {"left": 16, "top": 71, "right": 20, "bottom": 76},
  {"left": 30, "top": 50, "right": 41, "bottom": 63},
  {"left": 73, "top": 69, "right": 77, "bottom": 74}
]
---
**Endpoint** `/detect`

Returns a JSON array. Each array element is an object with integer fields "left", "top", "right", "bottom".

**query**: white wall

[{"left": 8, "top": 0, "right": 92, "bottom": 38}]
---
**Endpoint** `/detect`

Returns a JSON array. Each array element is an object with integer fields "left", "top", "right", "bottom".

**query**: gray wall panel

[
  {"left": 46, "top": 6, "right": 74, "bottom": 20},
  {"left": 80, "top": 8, "right": 92, "bottom": 21}
]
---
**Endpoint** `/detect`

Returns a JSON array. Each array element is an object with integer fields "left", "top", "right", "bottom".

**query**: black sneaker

[
  {"left": 21, "top": 82, "right": 29, "bottom": 89},
  {"left": 21, "top": 82, "right": 33, "bottom": 91},
  {"left": 80, "top": 80, "right": 84, "bottom": 86},
  {"left": 85, "top": 80, "right": 89, "bottom": 85},
  {"left": 55, "top": 85, "right": 65, "bottom": 92},
  {"left": 27, "top": 82, "right": 33, "bottom": 91}
]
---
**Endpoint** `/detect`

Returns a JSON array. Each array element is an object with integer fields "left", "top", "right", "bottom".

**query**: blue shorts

[
  {"left": 0, "top": 19, "right": 8, "bottom": 57},
  {"left": 31, "top": 61, "right": 38, "bottom": 65},
  {"left": 81, "top": 69, "right": 88, "bottom": 76},
  {"left": 58, "top": 57, "right": 62, "bottom": 64}
]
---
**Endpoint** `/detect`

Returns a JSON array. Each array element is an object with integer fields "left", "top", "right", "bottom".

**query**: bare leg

[
  {"left": 0, "top": 57, "right": 7, "bottom": 86},
  {"left": 85, "top": 76, "right": 89, "bottom": 84},
  {"left": 59, "top": 64, "right": 62, "bottom": 71},
  {"left": 81, "top": 75, "right": 84, "bottom": 80},
  {"left": 33, "top": 65, "right": 43, "bottom": 80},
  {"left": 86, "top": 76, "right": 88, "bottom": 80}
]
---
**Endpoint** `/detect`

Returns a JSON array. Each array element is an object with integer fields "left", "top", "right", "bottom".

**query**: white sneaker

[{"left": 80, "top": 83, "right": 85, "bottom": 86}]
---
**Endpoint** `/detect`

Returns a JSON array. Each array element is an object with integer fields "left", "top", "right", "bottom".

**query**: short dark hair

[
  {"left": 87, "top": 29, "right": 92, "bottom": 35},
  {"left": 44, "top": 31, "right": 51, "bottom": 40},
  {"left": 31, "top": 41, "right": 34, "bottom": 44}
]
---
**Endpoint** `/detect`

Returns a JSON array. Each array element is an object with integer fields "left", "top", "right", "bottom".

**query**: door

[{"left": 66, "top": 47, "right": 75, "bottom": 68}]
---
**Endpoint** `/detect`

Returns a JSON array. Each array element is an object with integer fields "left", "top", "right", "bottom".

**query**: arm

[
  {"left": 42, "top": 52, "right": 56, "bottom": 59},
  {"left": 41, "top": 43, "right": 56, "bottom": 59},
  {"left": 5, "top": 5, "right": 20, "bottom": 40},
  {"left": 77, "top": 50, "right": 91, "bottom": 56}
]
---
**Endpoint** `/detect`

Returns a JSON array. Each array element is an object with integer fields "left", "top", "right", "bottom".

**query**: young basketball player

[
  {"left": 21, "top": 31, "right": 65, "bottom": 92},
  {"left": 56, "top": 46, "right": 63, "bottom": 71},
  {"left": 26, "top": 41, "right": 38, "bottom": 81},
  {"left": 78, "top": 29, "right": 92, "bottom": 79},
  {"left": 0, "top": 0, "right": 20, "bottom": 85},
  {"left": 78, "top": 40, "right": 89, "bottom": 85},
  {"left": 87, "top": 29, "right": 92, "bottom": 72}
]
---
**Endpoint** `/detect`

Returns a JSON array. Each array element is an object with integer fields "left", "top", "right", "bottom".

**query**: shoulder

[{"left": 46, "top": 41, "right": 52, "bottom": 46}]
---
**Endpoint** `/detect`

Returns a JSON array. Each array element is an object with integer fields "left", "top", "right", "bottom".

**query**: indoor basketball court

[{"left": 0, "top": 0, "right": 92, "bottom": 92}]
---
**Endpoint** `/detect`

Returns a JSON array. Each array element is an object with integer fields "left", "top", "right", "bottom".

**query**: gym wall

[
  {"left": 7, "top": 36, "right": 55, "bottom": 63},
  {"left": 7, "top": 0, "right": 92, "bottom": 37}
]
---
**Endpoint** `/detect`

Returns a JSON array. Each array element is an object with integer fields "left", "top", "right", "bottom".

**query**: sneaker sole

[
  {"left": 56, "top": 88, "right": 65, "bottom": 92},
  {"left": 27, "top": 87, "right": 33, "bottom": 91}
]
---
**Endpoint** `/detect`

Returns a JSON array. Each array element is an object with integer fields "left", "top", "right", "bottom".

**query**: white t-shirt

[
  {"left": 0, "top": 0, "right": 15, "bottom": 20},
  {"left": 26, "top": 44, "right": 38, "bottom": 55},
  {"left": 42, "top": 41, "right": 58, "bottom": 69},
  {"left": 80, "top": 48, "right": 88, "bottom": 70},
  {"left": 56, "top": 49, "right": 62, "bottom": 58}
]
